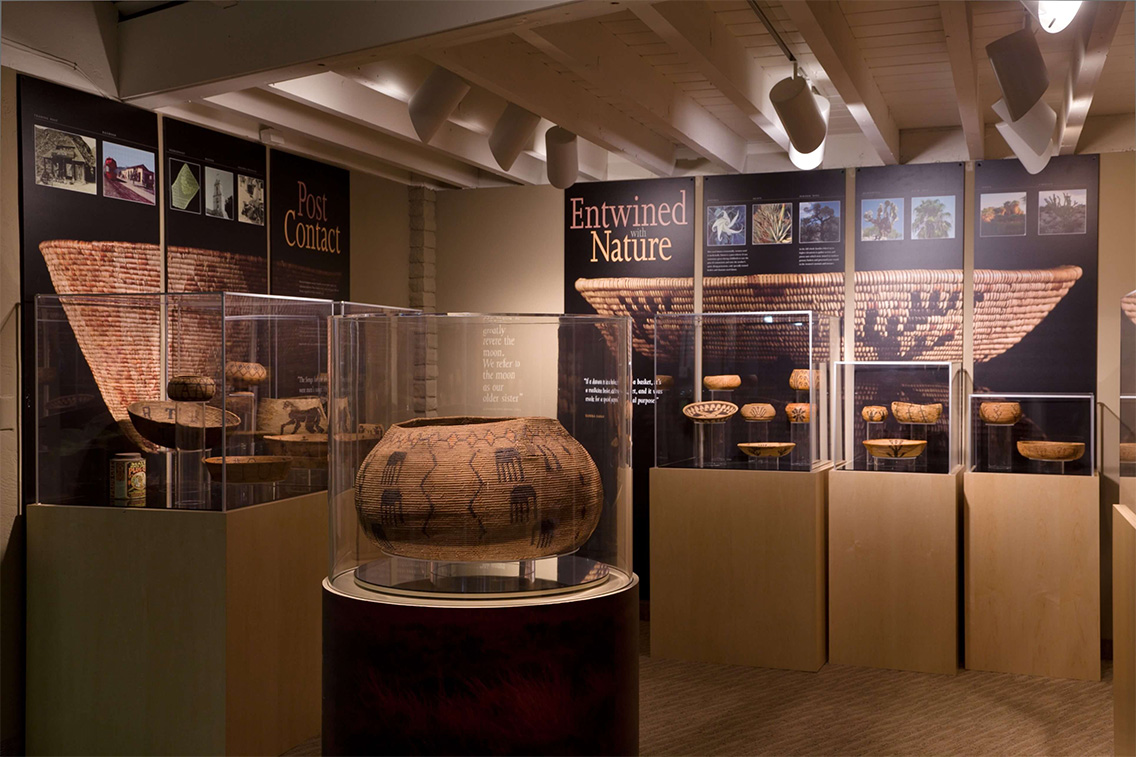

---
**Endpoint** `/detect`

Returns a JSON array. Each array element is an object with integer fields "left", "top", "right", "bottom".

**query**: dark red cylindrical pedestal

[{"left": 322, "top": 577, "right": 640, "bottom": 756}]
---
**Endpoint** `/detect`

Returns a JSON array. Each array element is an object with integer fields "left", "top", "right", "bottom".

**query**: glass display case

[
  {"left": 653, "top": 312, "right": 838, "bottom": 472},
  {"left": 327, "top": 312, "right": 632, "bottom": 599},
  {"left": 968, "top": 393, "right": 1095, "bottom": 476},
  {"left": 1123, "top": 290, "right": 1136, "bottom": 481},
  {"left": 35, "top": 292, "right": 404, "bottom": 509},
  {"left": 833, "top": 361, "right": 962, "bottom": 473}
]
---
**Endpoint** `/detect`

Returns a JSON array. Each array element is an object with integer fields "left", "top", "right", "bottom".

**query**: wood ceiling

[{"left": 10, "top": 0, "right": 1133, "bottom": 189}]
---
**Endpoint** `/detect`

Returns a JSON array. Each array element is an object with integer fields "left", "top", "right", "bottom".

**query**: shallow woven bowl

[
  {"left": 740, "top": 403, "right": 776, "bottom": 421},
  {"left": 892, "top": 401, "right": 942, "bottom": 424},
  {"left": 703, "top": 374, "right": 741, "bottom": 391},
  {"left": 788, "top": 369, "right": 815, "bottom": 392},
  {"left": 204, "top": 455, "right": 292, "bottom": 484},
  {"left": 861, "top": 405, "right": 888, "bottom": 423},
  {"left": 864, "top": 438, "right": 927, "bottom": 459},
  {"left": 738, "top": 442, "right": 795, "bottom": 458},
  {"left": 1017, "top": 440, "right": 1085, "bottom": 462},
  {"left": 167, "top": 375, "right": 216, "bottom": 402},
  {"left": 127, "top": 400, "right": 240, "bottom": 449},
  {"left": 355, "top": 416, "right": 603, "bottom": 561},
  {"left": 264, "top": 433, "right": 329, "bottom": 467},
  {"left": 1121, "top": 443, "right": 1136, "bottom": 463},
  {"left": 683, "top": 401, "right": 738, "bottom": 423},
  {"left": 978, "top": 401, "right": 1022, "bottom": 425},
  {"left": 786, "top": 402, "right": 811, "bottom": 423}
]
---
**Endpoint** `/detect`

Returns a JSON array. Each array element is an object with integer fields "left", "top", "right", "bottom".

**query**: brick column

[{"left": 408, "top": 186, "right": 437, "bottom": 414}]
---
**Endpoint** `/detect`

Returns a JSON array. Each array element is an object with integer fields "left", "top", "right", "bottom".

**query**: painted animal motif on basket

[
  {"left": 380, "top": 489, "right": 406, "bottom": 525},
  {"left": 381, "top": 452, "right": 406, "bottom": 486},
  {"left": 532, "top": 518, "right": 556, "bottom": 549},
  {"left": 280, "top": 400, "right": 326, "bottom": 434},
  {"left": 510, "top": 484, "right": 537, "bottom": 523},
  {"left": 495, "top": 448, "right": 524, "bottom": 482}
]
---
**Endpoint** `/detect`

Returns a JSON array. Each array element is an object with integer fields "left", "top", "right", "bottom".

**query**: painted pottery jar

[
  {"left": 861, "top": 405, "right": 888, "bottom": 423},
  {"left": 788, "top": 369, "right": 816, "bottom": 392},
  {"left": 167, "top": 375, "right": 216, "bottom": 402},
  {"left": 863, "top": 438, "right": 927, "bottom": 459},
  {"left": 891, "top": 401, "right": 942, "bottom": 424},
  {"left": 225, "top": 361, "right": 267, "bottom": 389},
  {"left": 1016, "top": 440, "right": 1085, "bottom": 462},
  {"left": 703, "top": 374, "right": 741, "bottom": 391},
  {"left": 786, "top": 402, "right": 811, "bottom": 423},
  {"left": 355, "top": 416, "right": 603, "bottom": 561},
  {"left": 740, "top": 403, "right": 776, "bottom": 422},
  {"left": 737, "top": 442, "right": 794, "bottom": 458},
  {"left": 682, "top": 401, "right": 738, "bottom": 423},
  {"left": 978, "top": 401, "right": 1022, "bottom": 425}
]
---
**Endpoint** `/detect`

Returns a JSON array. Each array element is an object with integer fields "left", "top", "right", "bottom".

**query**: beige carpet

[{"left": 287, "top": 622, "right": 1113, "bottom": 756}]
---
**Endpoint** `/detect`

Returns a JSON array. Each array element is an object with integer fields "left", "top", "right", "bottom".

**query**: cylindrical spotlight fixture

[
  {"left": 545, "top": 126, "right": 578, "bottom": 189},
  {"left": 986, "top": 27, "right": 1049, "bottom": 121},
  {"left": 1022, "top": 1, "right": 1082, "bottom": 34},
  {"left": 408, "top": 68, "right": 470, "bottom": 143},
  {"left": 770, "top": 75, "right": 827, "bottom": 155},
  {"left": 789, "top": 95, "right": 831, "bottom": 171},
  {"left": 489, "top": 103, "right": 541, "bottom": 171}
]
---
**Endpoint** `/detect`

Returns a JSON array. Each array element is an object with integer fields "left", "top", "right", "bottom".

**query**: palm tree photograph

[
  {"left": 911, "top": 196, "right": 955, "bottom": 240},
  {"left": 861, "top": 198, "right": 904, "bottom": 241}
]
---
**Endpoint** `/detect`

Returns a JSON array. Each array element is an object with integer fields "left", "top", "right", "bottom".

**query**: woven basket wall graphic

[
  {"left": 575, "top": 266, "right": 1081, "bottom": 363},
  {"left": 355, "top": 416, "right": 603, "bottom": 562}
]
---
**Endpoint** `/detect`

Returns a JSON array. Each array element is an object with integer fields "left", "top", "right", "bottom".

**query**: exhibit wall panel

[
  {"left": 350, "top": 172, "right": 411, "bottom": 308},
  {"left": 436, "top": 184, "right": 564, "bottom": 313}
]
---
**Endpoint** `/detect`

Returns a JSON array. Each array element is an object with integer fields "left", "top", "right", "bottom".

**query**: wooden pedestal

[
  {"left": 964, "top": 471, "right": 1100, "bottom": 681},
  {"left": 828, "top": 467, "right": 961, "bottom": 676},
  {"left": 649, "top": 465, "right": 828, "bottom": 672},
  {"left": 26, "top": 492, "right": 326, "bottom": 756},
  {"left": 1116, "top": 505, "right": 1136, "bottom": 756}
]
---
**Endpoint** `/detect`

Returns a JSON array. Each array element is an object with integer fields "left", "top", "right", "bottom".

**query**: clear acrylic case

[
  {"left": 35, "top": 292, "right": 403, "bottom": 509},
  {"left": 968, "top": 393, "right": 1095, "bottom": 476},
  {"left": 833, "top": 361, "right": 962, "bottom": 473},
  {"left": 327, "top": 312, "right": 633, "bottom": 600},
  {"left": 1123, "top": 290, "right": 1136, "bottom": 481},
  {"left": 653, "top": 312, "right": 838, "bottom": 472}
]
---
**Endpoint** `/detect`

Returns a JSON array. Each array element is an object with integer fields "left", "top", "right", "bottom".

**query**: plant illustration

[
  {"left": 1038, "top": 190, "right": 1087, "bottom": 235},
  {"left": 708, "top": 206, "right": 745, "bottom": 245},
  {"left": 752, "top": 203, "right": 793, "bottom": 244},
  {"left": 912, "top": 198, "right": 953, "bottom": 240},
  {"left": 862, "top": 199, "right": 901, "bottom": 241},
  {"left": 800, "top": 202, "right": 841, "bottom": 243}
]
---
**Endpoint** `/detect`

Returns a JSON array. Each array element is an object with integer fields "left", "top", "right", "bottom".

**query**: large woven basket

[
  {"left": 355, "top": 416, "right": 603, "bottom": 562},
  {"left": 575, "top": 266, "right": 1081, "bottom": 363}
]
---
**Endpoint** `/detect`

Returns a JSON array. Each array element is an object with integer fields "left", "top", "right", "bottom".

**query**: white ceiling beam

[
  {"left": 781, "top": 0, "right": 901, "bottom": 165},
  {"left": 428, "top": 36, "right": 677, "bottom": 176},
  {"left": 629, "top": 2, "right": 789, "bottom": 152},
  {"left": 268, "top": 72, "right": 546, "bottom": 185},
  {"left": 116, "top": 1, "right": 620, "bottom": 109},
  {"left": 0, "top": 0, "right": 120, "bottom": 97},
  {"left": 1057, "top": 0, "right": 1125, "bottom": 155},
  {"left": 939, "top": 1, "right": 984, "bottom": 161},
  {"left": 519, "top": 19, "right": 747, "bottom": 172},
  {"left": 155, "top": 102, "right": 453, "bottom": 188},
  {"left": 203, "top": 89, "right": 493, "bottom": 189}
]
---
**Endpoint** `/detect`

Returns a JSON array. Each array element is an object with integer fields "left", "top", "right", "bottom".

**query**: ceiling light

[
  {"left": 408, "top": 68, "right": 470, "bottom": 143},
  {"left": 992, "top": 98, "right": 1056, "bottom": 175},
  {"left": 789, "top": 95, "right": 830, "bottom": 171},
  {"left": 986, "top": 27, "right": 1049, "bottom": 122},
  {"left": 770, "top": 74, "right": 827, "bottom": 155},
  {"left": 545, "top": 126, "right": 578, "bottom": 189},
  {"left": 1022, "top": 1, "right": 1082, "bottom": 33},
  {"left": 489, "top": 103, "right": 541, "bottom": 171}
]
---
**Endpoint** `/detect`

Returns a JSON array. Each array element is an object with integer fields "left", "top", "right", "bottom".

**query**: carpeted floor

[{"left": 287, "top": 621, "right": 1113, "bottom": 756}]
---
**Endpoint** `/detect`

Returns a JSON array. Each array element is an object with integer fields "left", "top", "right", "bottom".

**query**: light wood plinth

[
  {"left": 650, "top": 465, "right": 828, "bottom": 672},
  {"left": 828, "top": 467, "right": 961, "bottom": 676},
  {"left": 1116, "top": 505, "right": 1136, "bottom": 756},
  {"left": 964, "top": 471, "right": 1100, "bottom": 681},
  {"left": 26, "top": 492, "right": 326, "bottom": 756}
]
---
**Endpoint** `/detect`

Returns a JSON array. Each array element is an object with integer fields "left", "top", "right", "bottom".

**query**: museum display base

[
  {"left": 828, "top": 466, "right": 961, "bottom": 676},
  {"left": 964, "top": 471, "right": 1100, "bottom": 681},
  {"left": 321, "top": 572, "right": 639, "bottom": 756},
  {"left": 649, "top": 465, "right": 829, "bottom": 672},
  {"left": 26, "top": 492, "right": 326, "bottom": 756},
  {"left": 1115, "top": 504, "right": 1136, "bottom": 755}
]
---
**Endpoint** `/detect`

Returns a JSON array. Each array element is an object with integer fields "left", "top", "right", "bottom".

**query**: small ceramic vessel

[
  {"left": 167, "top": 375, "right": 216, "bottom": 402},
  {"left": 703, "top": 375, "right": 741, "bottom": 391},
  {"left": 682, "top": 401, "right": 738, "bottom": 423},
  {"left": 863, "top": 438, "right": 927, "bottom": 459},
  {"left": 861, "top": 405, "right": 888, "bottom": 423},
  {"left": 204, "top": 455, "right": 292, "bottom": 484},
  {"left": 891, "top": 401, "right": 942, "bottom": 424},
  {"left": 737, "top": 442, "right": 795, "bottom": 458},
  {"left": 1016, "top": 440, "right": 1085, "bottom": 462},
  {"left": 786, "top": 403, "right": 810, "bottom": 423},
  {"left": 740, "top": 403, "right": 776, "bottom": 422},
  {"left": 978, "top": 401, "right": 1022, "bottom": 425}
]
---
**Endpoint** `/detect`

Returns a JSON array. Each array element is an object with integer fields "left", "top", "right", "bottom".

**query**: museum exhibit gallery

[{"left": 1, "top": 0, "right": 1135, "bottom": 755}]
